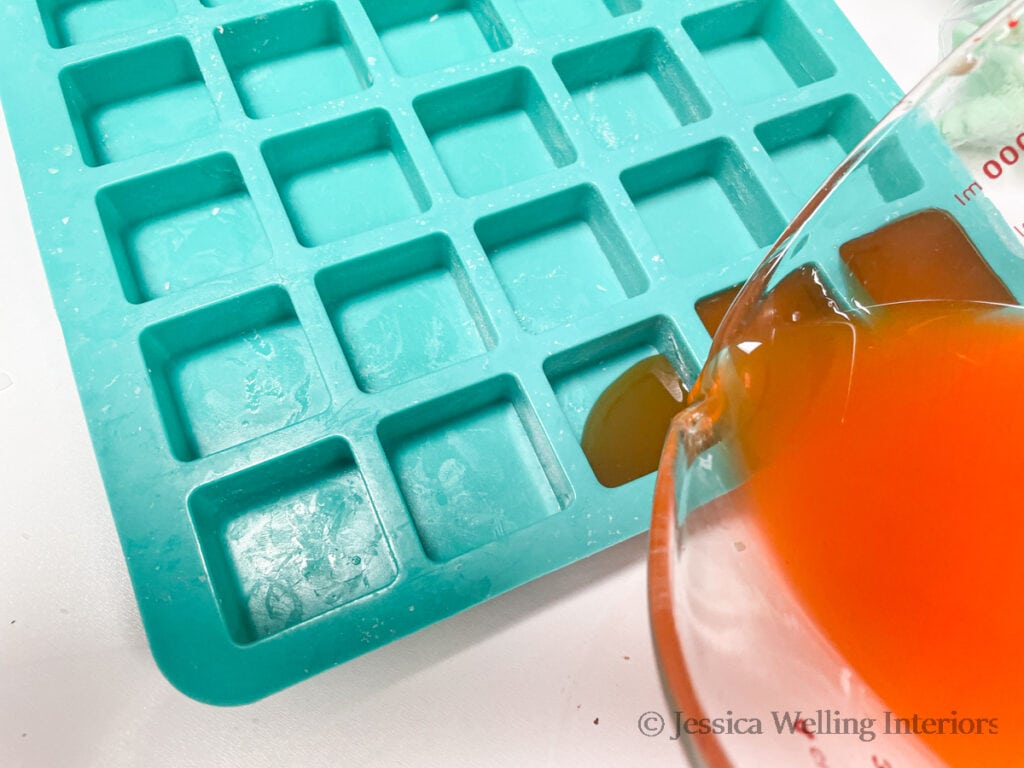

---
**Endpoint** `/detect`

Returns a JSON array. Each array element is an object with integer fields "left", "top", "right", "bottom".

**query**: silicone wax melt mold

[
  {"left": 545, "top": 317, "right": 689, "bottom": 447},
  {"left": 0, "top": 0, "right": 937, "bottom": 703}
]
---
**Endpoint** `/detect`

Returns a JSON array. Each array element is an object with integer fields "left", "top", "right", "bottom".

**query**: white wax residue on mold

[{"left": 0, "top": 371, "right": 13, "bottom": 392}]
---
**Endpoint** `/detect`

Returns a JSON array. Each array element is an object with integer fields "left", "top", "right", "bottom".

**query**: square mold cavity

[
  {"left": 38, "top": 0, "right": 176, "bottom": 48},
  {"left": 554, "top": 29, "right": 709, "bottom": 151},
  {"left": 379, "top": 376, "right": 572, "bottom": 562},
  {"left": 262, "top": 109, "right": 430, "bottom": 247},
  {"left": 755, "top": 96, "right": 923, "bottom": 207},
  {"left": 839, "top": 209, "right": 1014, "bottom": 306},
  {"left": 316, "top": 234, "right": 491, "bottom": 392},
  {"left": 141, "top": 286, "right": 331, "bottom": 461},
  {"left": 190, "top": 437, "right": 397, "bottom": 644},
  {"left": 512, "top": 0, "right": 641, "bottom": 38},
  {"left": 362, "top": 0, "right": 512, "bottom": 77},
  {"left": 683, "top": 0, "right": 835, "bottom": 104},
  {"left": 414, "top": 67, "right": 576, "bottom": 197},
  {"left": 215, "top": 1, "right": 370, "bottom": 120},
  {"left": 544, "top": 316, "right": 689, "bottom": 483},
  {"left": 621, "top": 139, "right": 784, "bottom": 279},
  {"left": 474, "top": 185, "right": 647, "bottom": 333},
  {"left": 60, "top": 37, "right": 218, "bottom": 166},
  {"left": 97, "top": 153, "right": 272, "bottom": 303}
]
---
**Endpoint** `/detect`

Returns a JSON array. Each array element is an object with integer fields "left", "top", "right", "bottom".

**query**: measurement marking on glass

[
  {"left": 954, "top": 130, "right": 1024, "bottom": 210},
  {"left": 953, "top": 181, "right": 983, "bottom": 206}
]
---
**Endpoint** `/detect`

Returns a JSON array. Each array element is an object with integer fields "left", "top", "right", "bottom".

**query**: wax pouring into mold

[{"left": 579, "top": 263, "right": 845, "bottom": 489}]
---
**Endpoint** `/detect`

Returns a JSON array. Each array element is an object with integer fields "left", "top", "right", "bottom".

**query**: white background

[{"left": 0, "top": 2, "right": 948, "bottom": 766}]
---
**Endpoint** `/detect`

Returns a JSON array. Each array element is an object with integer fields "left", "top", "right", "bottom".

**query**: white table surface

[{"left": 0, "top": 2, "right": 948, "bottom": 766}]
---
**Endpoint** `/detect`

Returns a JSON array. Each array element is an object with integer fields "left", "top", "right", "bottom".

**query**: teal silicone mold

[{"left": 2, "top": 0, "right": 919, "bottom": 704}]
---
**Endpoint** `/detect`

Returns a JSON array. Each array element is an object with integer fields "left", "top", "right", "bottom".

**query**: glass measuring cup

[{"left": 649, "top": 3, "right": 1024, "bottom": 767}]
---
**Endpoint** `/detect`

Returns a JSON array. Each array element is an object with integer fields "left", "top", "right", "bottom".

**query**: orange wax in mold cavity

[
  {"left": 840, "top": 208, "right": 1016, "bottom": 304},
  {"left": 696, "top": 264, "right": 839, "bottom": 342},
  {"left": 581, "top": 355, "right": 687, "bottom": 488},
  {"left": 584, "top": 267, "right": 842, "bottom": 490},
  {"left": 743, "top": 263, "right": 839, "bottom": 333},
  {"left": 724, "top": 300, "right": 1024, "bottom": 767},
  {"left": 696, "top": 283, "right": 742, "bottom": 337}
]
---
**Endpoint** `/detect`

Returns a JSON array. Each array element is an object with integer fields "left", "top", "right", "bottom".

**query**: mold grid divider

[
  {"left": 43, "top": 36, "right": 255, "bottom": 322},
  {"left": 202, "top": 317, "right": 442, "bottom": 584},
  {"left": 334, "top": 0, "right": 402, "bottom": 83},
  {"left": 525, "top": 21, "right": 728, "bottom": 286},
  {"left": 440, "top": 218, "right": 599, "bottom": 440},
  {"left": 478, "top": 0, "right": 557, "bottom": 49},
  {"left": 184, "top": 22, "right": 250, "bottom": 128},
  {"left": 281, "top": 276, "right": 363, "bottom": 417},
  {"left": 515, "top": 360, "right": 600, "bottom": 513},
  {"left": 512, "top": 37, "right": 604, "bottom": 162},
  {"left": 381, "top": 88, "right": 461, "bottom": 209},
  {"left": 517, "top": 327, "right": 651, "bottom": 505},
  {"left": 347, "top": 419, "right": 436, "bottom": 578},
  {"left": 95, "top": 115, "right": 323, "bottom": 317}
]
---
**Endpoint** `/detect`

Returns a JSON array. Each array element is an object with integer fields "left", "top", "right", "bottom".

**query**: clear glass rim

[
  {"left": 707, "top": 0, "right": 1024, "bottom": 365},
  {"left": 647, "top": 4, "right": 1024, "bottom": 767}
]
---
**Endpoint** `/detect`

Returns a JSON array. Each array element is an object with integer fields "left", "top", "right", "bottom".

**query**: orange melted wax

[
  {"left": 593, "top": 209, "right": 1024, "bottom": 765},
  {"left": 715, "top": 211, "right": 1023, "bottom": 766},
  {"left": 727, "top": 300, "right": 1024, "bottom": 767},
  {"left": 581, "top": 265, "right": 837, "bottom": 487}
]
